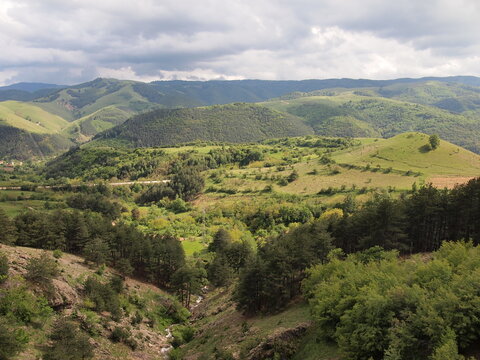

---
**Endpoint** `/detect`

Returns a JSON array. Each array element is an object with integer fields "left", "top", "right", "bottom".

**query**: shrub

[
  {"left": 52, "top": 249, "right": 63, "bottom": 259},
  {"left": 0, "top": 252, "right": 8, "bottom": 284},
  {"left": 0, "top": 285, "right": 52, "bottom": 324},
  {"left": 43, "top": 317, "right": 94, "bottom": 360},
  {"left": 0, "top": 319, "right": 28, "bottom": 360},
  {"left": 25, "top": 252, "right": 59, "bottom": 294},
  {"left": 171, "top": 325, "right": 195, "bottom": 348}
]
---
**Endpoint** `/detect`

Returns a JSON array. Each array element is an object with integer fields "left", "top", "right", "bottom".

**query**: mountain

[
  {"left": 0, "top": 82, "right": 65, "bottom": 93},
  {"left": 93, "top": 103, "right": 313, "bottom": 147},
  {"left": 3, "top": 76, "right": 480, "bottom": 159},
  {"left": 263, "top": 91, "right": 480, "bottom": 153}
]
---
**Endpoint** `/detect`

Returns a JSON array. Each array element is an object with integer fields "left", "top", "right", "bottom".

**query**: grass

[
  {"left": 0, "top": 200, "right": 47, "bottom": 216},
  {"left": 333, "top": 132, "right": 480, "bottom": 177},
  {"left": 0, "top": 101, "right": 69, "bottom": 134},
  {"left": 181, "top": 238, "right": 207, "bottom": 257}
]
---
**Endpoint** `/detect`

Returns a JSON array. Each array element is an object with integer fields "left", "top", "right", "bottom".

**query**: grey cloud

[{"left": 1, "top": 0, "right": 480, "bottom": 84}]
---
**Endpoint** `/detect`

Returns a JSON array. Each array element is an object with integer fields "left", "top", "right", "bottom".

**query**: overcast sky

[{"left": 1, "top": 0, "right": 480, "bottom": 85}]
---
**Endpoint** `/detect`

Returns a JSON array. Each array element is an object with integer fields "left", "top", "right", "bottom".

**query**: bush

[
  {"left": 111, "top": 326, "right": 131, "bottom": 343},
  {"left": 0, "top": 319, "right": 28, "bottom": 360},
  {"left": 0, "top": 252, "right": 8, "bottom": 284},
  {"left": 52, "top": 249, "right": 63, "bottom": 259},
  {"left": 171, "top": 325, "right": 195, "bottom": 348},
  {"left": 25, "top": 253, "right": 59, "bottom": 294},
  {"left": 84, "top": 276, "right": 121, "bottom": 319},
  {"left": 43, "top": 317, "right": 94, "bottom": 360},
  {"left": 0, "top": 285, "right": 52, "bottom": 324}
]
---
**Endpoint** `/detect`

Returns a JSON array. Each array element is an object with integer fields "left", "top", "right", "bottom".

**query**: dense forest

[{"left": 94, "top": 103, "right": 313, "bottom": 147}]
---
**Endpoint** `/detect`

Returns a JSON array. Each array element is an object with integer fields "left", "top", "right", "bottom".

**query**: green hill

[
  {"left": 0, "top": 101, "right": 69, "bottom": 134},
  {"left": 0, "top": 124, "right": 73, "bottom": 160},
  {"left": 263, "top": 92, "right": 480, "bottom": 153},
  {"left": 333, "top": 132, "right": 480, "bottom": 177},
  {"left": 93, "top": 103, "right": 313, "bottom": 147}
]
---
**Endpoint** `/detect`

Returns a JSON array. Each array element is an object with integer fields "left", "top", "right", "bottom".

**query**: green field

[{"left": 0, "top": 101, "right": 69, "bottom": 134}]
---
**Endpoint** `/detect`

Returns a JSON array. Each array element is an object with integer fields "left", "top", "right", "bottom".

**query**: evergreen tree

[
  {"left": 0, "top": 209, "right": 16, "bottom": 245},
  {"left": 83, "top": 238, "right": 110, "bottom": 266},
  {"left": 208, "top": 228, "right": 232, "bottom": 253},
  {"left": 43, "top": 317, "right": 94, "bottom": 360}
]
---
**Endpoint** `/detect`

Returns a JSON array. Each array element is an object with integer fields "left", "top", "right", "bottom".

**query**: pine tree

[{"left": 0, "top": 208, "right": 16, "bottom": 245}]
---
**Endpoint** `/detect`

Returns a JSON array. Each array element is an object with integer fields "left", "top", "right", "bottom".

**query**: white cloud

[{"left": 1, "top": 0, "right": 480, "bottom": 84}]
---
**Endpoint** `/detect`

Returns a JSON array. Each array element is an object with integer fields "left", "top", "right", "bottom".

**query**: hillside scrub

[{"left": 303, "top": 242, "right": 480, "bottom": 359}]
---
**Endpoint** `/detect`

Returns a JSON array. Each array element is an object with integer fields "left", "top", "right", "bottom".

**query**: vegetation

[
  {"left": 43, "top": 317, "right": 94, "bottom": 360},
  {"left": 303, "top": 242, "right": 480, "bottom": 359},
  {"left": 94, "top": 103, "right": 313, "bottom": 147}
]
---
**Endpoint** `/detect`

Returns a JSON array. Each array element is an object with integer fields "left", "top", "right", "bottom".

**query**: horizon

[{"left": 3, "top": 74, "right": 480, "bottom": 88}]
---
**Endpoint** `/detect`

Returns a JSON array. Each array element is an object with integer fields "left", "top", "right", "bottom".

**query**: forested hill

[
  {"left": 93, "top": 103, "right": 313, "bottom": 147},
  {"left": 264, "top": 91, "right": 480, "bottom": 153}
]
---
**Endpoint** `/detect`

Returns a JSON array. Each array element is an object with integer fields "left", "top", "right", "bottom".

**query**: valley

[{"left": 1, "top": 77, "right": 480, "bottom": 360}]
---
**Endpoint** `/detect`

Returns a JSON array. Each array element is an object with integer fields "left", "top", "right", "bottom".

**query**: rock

[
  {"left": 247, "top": 322, "right": 311, "bottom": 360},
  {"left": 49, "top": 278, "right": 80, "bottom": 308}
]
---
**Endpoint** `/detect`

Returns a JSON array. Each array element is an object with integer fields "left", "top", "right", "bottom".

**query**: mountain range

[{"left": 2, "top": 76, "right": 480, "bottom": 159}]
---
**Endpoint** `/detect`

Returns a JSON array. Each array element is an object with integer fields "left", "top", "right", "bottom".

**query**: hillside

[
  {"left": 0, "top": 244, "right": 188, "bottom": 360},
  {"left": 93, "top": 103, "right": 313, "bottom": 147},
  {"left": 263, "top": 92, "right": 480, "bottom": 153},
  {"left": 0, "top": 124, "right": 73, "bottom": 160},
  {"left": 0, "top": 101, "right": 69, "bottom": 134},
  {"left": 333, "top": 132, "right": 480, "bottom": 177},
  {"left": 3, "top": 76, "right": 480, "bottom": 160}
]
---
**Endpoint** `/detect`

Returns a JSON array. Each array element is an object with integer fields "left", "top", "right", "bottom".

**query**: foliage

[
  {"left": 303, "top": 242, "right": 480, "bottom": 360},
  {"left": 429, "top": 134, "right": 440, "bottom": 150},
  {"left": 43, "top": 317, "right": 94, "bottom": 360},
  {"left": 84, "top": 276, "right": 121, "bottom": 319},
  {"left": 0, "top": 208, "right": 16, "bottom": 245},
  {"left": 25, "top": 252, "right": 59, "bottom": 292},
  {"left": 95, "top": 103, "right": 313, "bottom": 148},
  {"left": 236, "top": 220, "right": 333, "bottom": 313},
  {"left": 0, "top": 318, "right": 28, "bottom": 360},
  {"left": 0, "top": 284, "right": 52, "bottom": 324},
  {"left": 0, "top": 252, "right": 8, "bottom": 284}
]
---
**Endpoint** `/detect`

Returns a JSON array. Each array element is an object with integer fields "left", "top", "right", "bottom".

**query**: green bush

[
  {"left": 0, "top": 252, "right": 8, "bottom": 284},
  {"left": 25, "top": 252, "right": 59, "bottom": 288},
  {"left": 171, "top": 325, "right": 195, "bottom": 347},
  {"left": 43, "top": 317, "right": 94, "bottom": 360},
  {"left": 52, "top": 249, "right": 63, "bottom": 259},
  {"left": 0, "top": 318, "right": 28, "bottom": 359}
]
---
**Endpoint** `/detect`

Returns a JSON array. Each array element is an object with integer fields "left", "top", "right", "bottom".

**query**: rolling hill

[
  {"left": 263, "top": 91, "right": 480, "bottom": 153},
  {"left": 93, "top": 103, "right": 313, "bottom": 147},
  {"left": 3, "top": 76, "right": 480, "bottom": 159}
]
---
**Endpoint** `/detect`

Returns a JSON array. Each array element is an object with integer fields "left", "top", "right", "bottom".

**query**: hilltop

[
  {"left": 263, "top": 91, "right": 480, "bottom": 153},
  {"left": 93, "top": 103, "right": 313, "bottom": 147},
  {"left": 2, "top": 76, "right": 480, "bottom": 159}
]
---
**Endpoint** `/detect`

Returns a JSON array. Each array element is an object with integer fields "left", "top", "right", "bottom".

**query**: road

[{"left": 0, "top": 179, "right": 170, "bottom": 190}]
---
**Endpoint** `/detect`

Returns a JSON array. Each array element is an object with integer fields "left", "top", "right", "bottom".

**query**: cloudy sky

[{"left": 1, "top": 0, "right": 480, "bottom": 85}]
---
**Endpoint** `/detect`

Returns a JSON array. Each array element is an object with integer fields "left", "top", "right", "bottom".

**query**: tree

[
  {"left": 0, "top": 319, "right": 27, "bottom": 360},
  {"left": 43, "top": 317, "right": 94, "bottom": 360},
  {"left": 207, "top": 255, "right": 235, "bottom": 287},
  {"left": 0, "top": 209, "right": 16, "bottom": 245},
  {"left": 83, "top": 238, "right": 110, "bottom": 266},
  {"left": 429, "top": 134, "right": 440, "bottom": 150},
  {"left": 208, "top": 228, "right": 232, "bottom": 253},
  {"left": 170, "top": 166, "right": 205, "bottom": 201},
  {"left": 0, "top": 252, "right": 8, "bottom": 284},
  {"left": 172, "top": 264, "right": 207, "bottom": 308},
  {"left": 25, "top": 252, "right": 59, "bottom": 290}
]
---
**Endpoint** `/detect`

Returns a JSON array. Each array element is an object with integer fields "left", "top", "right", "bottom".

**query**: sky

[{"left": 1, "top": 0, "right": 480, "bottom": 85}]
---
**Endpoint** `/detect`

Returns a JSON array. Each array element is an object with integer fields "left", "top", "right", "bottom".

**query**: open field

[{"left": 0, "top": 100, "right": 69, "bottom": 133}]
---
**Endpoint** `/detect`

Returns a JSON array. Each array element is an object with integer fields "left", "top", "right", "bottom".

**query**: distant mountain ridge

[{"left": 2, "top": 76, "right": 480, "bottom": 159}]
